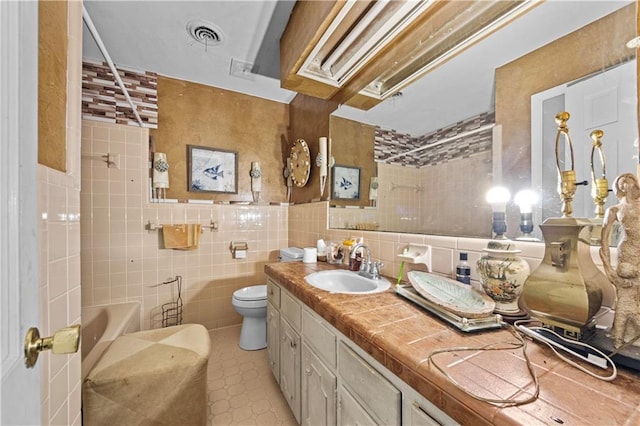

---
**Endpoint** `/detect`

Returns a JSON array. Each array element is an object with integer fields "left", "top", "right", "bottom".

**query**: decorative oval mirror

[{"left": 290, "top": 138, "right": 311, "bottom": 187}]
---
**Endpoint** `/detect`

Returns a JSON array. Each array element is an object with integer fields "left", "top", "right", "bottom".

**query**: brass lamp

[
  {"left": 521, "top": 112, "right": 613, "bottom": 341},
  {"left": 555, "top": 112, "right": 578, "bottom": 218},
  {"left": 588, "top": 129, "right": 612, "bottom": 246},
  {"left": 590, "top": 129, "right": 610, "bottom": 219}
]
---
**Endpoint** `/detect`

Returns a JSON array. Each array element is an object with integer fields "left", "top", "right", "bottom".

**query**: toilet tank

[{"left": 280, "top": 247, "right": 303, "bottom": 262}]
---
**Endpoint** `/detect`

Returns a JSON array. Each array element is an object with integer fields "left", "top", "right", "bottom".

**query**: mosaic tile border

[
  {"left": 82, "top": 59, "right": 158, "bottom": 128},
  {"left": 375, "top": 112, "right": 494, "bottom": 168}
]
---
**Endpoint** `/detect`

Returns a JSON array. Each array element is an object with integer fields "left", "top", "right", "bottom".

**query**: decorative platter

[
  {"left": 290, "top": 138, "right": 310, "bottom": 187},
  {"left": 407, "top": 271, "right": 496, "bottom": 319}
]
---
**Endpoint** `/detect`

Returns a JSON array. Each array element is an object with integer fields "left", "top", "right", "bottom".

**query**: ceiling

[
  {"left": 82, "top": 0, "right": 297, "bottom": 103},
  {"left": 83, "top": 0, "right": 634, "bottom": 137}
]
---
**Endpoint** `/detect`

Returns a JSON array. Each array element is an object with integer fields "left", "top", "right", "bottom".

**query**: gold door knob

[{"left": 24, "top": 325, "right": 80, "bottom": 368}]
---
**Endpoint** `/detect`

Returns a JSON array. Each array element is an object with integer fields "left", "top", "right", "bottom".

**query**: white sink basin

[{"left": 305, "top": 270, "right": 390, "bottom": 294}]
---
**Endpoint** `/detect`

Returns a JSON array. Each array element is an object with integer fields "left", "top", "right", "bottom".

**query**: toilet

[
  {"left": 232, "top": 285, "right": 268, "bottom": 350},
  {"left": 232, "top": 248, "right": 303, "bottom": 350}
]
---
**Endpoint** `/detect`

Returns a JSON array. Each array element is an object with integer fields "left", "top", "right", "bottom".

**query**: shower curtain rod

[{"left": 82, "top": 6, "right": 145, "bottom": 127}]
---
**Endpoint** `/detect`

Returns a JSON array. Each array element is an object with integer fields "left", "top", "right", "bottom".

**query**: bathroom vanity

[
  {"left": 265, "top": 262, "right": 640, "bottom": 425},
  {"left": 266, "top": 272, "right": 451, "bottom": 425}
]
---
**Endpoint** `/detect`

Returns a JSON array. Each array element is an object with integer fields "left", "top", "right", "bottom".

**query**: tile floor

[{"left": 207, "top": 325, "right": 297, "bottom": 426}]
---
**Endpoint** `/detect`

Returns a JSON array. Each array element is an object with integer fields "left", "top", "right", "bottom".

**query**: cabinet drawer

[
  {"left": 302, "top": 308, "right": 336, "bottom": 369},
  {"left": 267, "top": 278, "right": 281, "bottom": 309},
  {"left": 409, "top": 402, "right": 443, "bottom": 426},
  {"left": 281, "top": 289, "right": 301, "bottom": 331},
  {"left": 338, "top": 342, "right": 401, "bottom": 425}
]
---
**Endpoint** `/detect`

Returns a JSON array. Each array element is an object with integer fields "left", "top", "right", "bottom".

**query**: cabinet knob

[{"left": 305, "top": 368, "right": 312, "bottom": 376}]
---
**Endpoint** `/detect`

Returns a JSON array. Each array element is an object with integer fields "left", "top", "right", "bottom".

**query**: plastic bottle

[{"left": 455, "top": 252, "right": 471, "bottom": 285}]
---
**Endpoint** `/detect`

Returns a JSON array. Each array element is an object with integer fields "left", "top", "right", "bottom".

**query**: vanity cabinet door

[
  {"left": 337, "top": 385, "right": 378, "bottom": 426},
  {"left": 280, "top": 317, "right": 301, "bottom": 423},
  {"left": 267, "top": 300, "right": 280, "bottom": 383},
  {"left": 338, "top": 342, "right": 401, "bottom": 425},
  {"left": 302, "top": 342, "right": 336, "bottom": 426}
]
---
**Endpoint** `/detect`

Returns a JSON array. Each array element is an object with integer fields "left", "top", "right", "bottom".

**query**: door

[
  {"left": 565, "top": 60, "right": 638, "bottom": 218},
  {"left": 531, "top": 59, "right": 638, "bottom": 225},
  {"left": 1, "top": 1, "right": 41, "bottom": 424}
]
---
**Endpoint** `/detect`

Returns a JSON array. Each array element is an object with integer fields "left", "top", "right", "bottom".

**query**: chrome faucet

[{"left": 350, "top": 243, "right": 383, "bottom": 279}]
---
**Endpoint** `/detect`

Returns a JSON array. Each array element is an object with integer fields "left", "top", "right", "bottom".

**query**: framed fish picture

[
  {"left": 332, "top": 165, "right": 360, "bottom": 200},
  {"left": 187, "top": 145, "right": 238, "bottom": 194}
]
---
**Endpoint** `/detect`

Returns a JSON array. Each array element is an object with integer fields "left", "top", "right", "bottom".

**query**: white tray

[{"left": 395, "top": 282, "right": 504, "bottom": 332}]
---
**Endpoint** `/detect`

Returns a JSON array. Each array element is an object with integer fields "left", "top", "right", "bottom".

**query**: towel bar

[{"left": 145, "top": 220, "right": 218, "bottom": 232}]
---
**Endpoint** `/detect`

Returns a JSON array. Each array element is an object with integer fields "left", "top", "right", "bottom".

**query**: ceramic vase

[{"left": 476, "top": 240, "right": 530, "bottom": 314}]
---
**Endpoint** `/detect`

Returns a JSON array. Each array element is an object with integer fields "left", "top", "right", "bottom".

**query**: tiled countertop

[{"left": 265, "top": 261, "right": 640, "bottom": 426}]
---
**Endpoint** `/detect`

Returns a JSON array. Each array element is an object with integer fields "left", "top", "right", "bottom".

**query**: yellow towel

[{"left": 162, "top": 224, "right": 201, "bottom": 250}]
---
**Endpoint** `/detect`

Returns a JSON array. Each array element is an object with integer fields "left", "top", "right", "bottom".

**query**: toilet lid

[{"left": 233, "top": 285, "right": 267, "bottom": 301}]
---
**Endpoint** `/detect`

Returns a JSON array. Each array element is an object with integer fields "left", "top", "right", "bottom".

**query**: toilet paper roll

[{"left": 303, "top": 247, "right": 317, "bottom": 263}]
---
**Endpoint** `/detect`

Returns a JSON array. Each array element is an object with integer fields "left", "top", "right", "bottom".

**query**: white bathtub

[{"left": 81, "top": 302, "right": 141, "bottom": 380}]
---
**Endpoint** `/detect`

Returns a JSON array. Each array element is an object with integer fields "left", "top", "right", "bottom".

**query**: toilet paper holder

[{"left": 230, "top": 242, "right": 249, "bottom": 259}]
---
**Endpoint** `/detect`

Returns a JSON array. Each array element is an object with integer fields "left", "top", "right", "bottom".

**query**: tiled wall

[
  {"left": 38, "top": 2, "right": 82, "bottom": 425},
  {"left": 375, "top": 112, "right": 494, "bottom": 167},
  {"left": 328, "top": 155, "right": 493, "bottom": 237},
  {"left": 80, "top": 120, "right": 288, "bottom": 330},
  {"left": 377, "top": 163, "right": 423, "bottom": 233},
  {"left": 418, "top": 151, "right": 493, "bottom": 237},
  {"left": 80, "top": 119, "right": 612, "bottom": 331},
  {"left": 82, "top": 59, "right": 158, "bottom": 128},
  {"left": 331, "top": 112, "right": 495, "bottom": 237},
  {"left": 288, "top": 202, "right": 614, "bottom": 304}
]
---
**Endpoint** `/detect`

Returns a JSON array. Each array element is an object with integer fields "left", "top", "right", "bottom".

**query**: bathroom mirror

[{"left": 329, "top": 1, "right": 638, "bottom": 240}]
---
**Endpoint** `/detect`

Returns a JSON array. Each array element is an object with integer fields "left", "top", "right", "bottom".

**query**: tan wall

[
  {"left": 495, "top": 4, "right": 636, "bottom": 188},
  {"left": 38, "top": 0, "right": 68, "bottom": 171},
  {"left": 288, "top": 93, "right": 339, "bottom": 204},
  {"left": 329, "top": 116, "right": 376, "bottom": 207},
  {"left": 151, "top": 76, "right": 290, "bottom": 203}
]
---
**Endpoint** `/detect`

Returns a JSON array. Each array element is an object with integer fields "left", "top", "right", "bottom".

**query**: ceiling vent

[{"left": 186, "top": 20, "right": 224, "bottom": 48}]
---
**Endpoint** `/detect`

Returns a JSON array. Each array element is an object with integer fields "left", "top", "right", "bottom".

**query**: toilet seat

[{"left": 233, "top": 285, "right": 267, "bottom": 301}]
